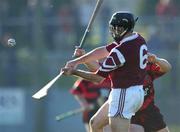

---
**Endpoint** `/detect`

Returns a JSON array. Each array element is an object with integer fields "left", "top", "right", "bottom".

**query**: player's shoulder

[
  {"left": 122, "top": 32, "right": 146, "bottom": 45},
  {"left": 106, "top": 42, "right": 118, "bottom": 52},
  {"left": 136, "top": 33, "right": 146, "bottom": 43},
  {"left": 115, "top": 32, "right": 146, "bottom": 49}
]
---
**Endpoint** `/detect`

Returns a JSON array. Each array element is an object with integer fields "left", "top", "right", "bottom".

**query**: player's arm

[
  {"left": 65, "top": 46, "right": 109, "bottom": 69},
  {"left": 84, "top": 61, "right": 100, "bottom": 72},
  {"left": 73, "top": 48, "right": 100, "bottom": 72},
  {"left": 148, "top": 53, "right": 172, "bottom": 73},
  {"left": 62, "top": 46, "right": 126, "bottom": 83},
  {"left": 62, "top": 68, "right": 105, "bottom": 84},
  {"left": 155, "top": 58, "right": 172, "bottom": 73},
  {"left": 97, "top": 47, "right": 126, "bottom": 73},
  {"left": 68, "top": 46, "right": 126, "bottom": 83},
  {"left": 73, "top": 69, "right": 105, "bottom": 83}
]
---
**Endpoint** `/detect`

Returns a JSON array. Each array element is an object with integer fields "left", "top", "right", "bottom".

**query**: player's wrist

[{"left": 71, "top": 69, "right": 76, "bottom": 75}]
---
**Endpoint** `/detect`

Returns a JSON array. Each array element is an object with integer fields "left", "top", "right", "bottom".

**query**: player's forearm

[
  {"left": 84, "top": 61, "right": 100, "bottom": 72},
  {"left": 72, "top": 69, "right": 104, "bottom": 83},
  {"left": 73, "top": 46, "right": 109, "bottom": 65},
  {"left": 155, "top": 58, "right": 172, "bottom": 73}
]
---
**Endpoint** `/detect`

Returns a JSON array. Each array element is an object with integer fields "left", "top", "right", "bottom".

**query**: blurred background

[{"left": 0, "top": 0, "right": 179, "bottom": 132}]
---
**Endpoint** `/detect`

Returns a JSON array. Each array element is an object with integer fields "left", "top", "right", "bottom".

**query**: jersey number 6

[{"left": 139, "top": 44, "right": 148, "bottom": 69}]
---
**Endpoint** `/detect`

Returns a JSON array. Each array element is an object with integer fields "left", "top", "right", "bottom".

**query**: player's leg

[
  {"left": 89, "top": 101, "right": 109, "bottom": 132},
  {"left": 157, "top": 127, "right": 170, "bottom": 132},
  {"left": 109, "top": 116, "right": 130, "bottom": 132},
  {"left": 130, "top": 108, "right": 145, "bottom": 132},
  {"left": 129, "top": 124, "right": 144, "bottom": 132},
  {"left": 83, "top": 105, "right": 100, "bottom": 132},
  {"left": 108, "top": 86, "right": 144, "bottom": 132},
  {"left": 103, "top": 125, "right": 112, "bottom": 132},
  {"left": 85, "top": 123, "right": 90, "bottom": 132}
]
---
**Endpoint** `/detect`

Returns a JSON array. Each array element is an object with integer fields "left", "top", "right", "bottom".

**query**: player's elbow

[
  {"left": 93, "top": 76, "right": 105, "bottom": 84},
  {"left": 166, "top": 63, "right": 172, "bottom": 72},
  {"left": 160, "top": 60, "right": 172, "bottom": 73},
  {"left": 164, "top": 60, "right": 172, "bottom": 73}
]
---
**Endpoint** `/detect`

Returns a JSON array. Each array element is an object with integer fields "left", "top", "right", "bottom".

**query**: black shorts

[{"left": 131, "top": 104, "right": 166, "bottom": 132}]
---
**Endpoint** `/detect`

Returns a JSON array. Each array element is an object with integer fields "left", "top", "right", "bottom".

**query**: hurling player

[
  {"left": 62, "top": 11, "right": 148, "bottom": 132},
  {"left": 82, "top": 53, "right": 171, "bottom": 132}
]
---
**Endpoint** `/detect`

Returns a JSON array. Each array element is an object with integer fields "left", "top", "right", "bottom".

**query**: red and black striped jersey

[
  {"left": 140, "top": 63, "right": 165, "bottom": 111},
  {"left": 70, "top": 78, "right": 111, "bottom": 100}
]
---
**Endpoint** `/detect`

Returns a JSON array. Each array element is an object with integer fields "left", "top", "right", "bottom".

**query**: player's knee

[
  {"left": 89, "top": 118, "right": 95, "bottom": 128},
  {"left": 129, "top": 124, "right": 144, "bottom": 132},
  {"left": 158, "top": 127, "right": 170, "bottom": 132},
  {"left": 89, "top": 117, "right": 98, "bottom": 130},
  {"left": 109, "top": 122, "right": 116, "bottom": 131}
]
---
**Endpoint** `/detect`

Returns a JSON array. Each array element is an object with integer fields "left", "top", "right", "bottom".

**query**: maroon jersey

[
  {"left": 140, "top": 63, "right": 165, "bottom": 111},
  {"left": 96, "top": 33, "right": 148, "bottom": 88}
]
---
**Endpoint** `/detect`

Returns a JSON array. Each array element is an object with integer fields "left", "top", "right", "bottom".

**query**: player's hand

[
  {"left": 61, "top": 67, "right": 74, "bottom": 75},
  {"left": 65, "top": 60, "right": 78, "bottom": 69},
  {"left": 147, "top": 53, "right": 157, "bottom": 63},
  {"left": 73, "top": 46, "right": 86, "bottom": 57}
]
